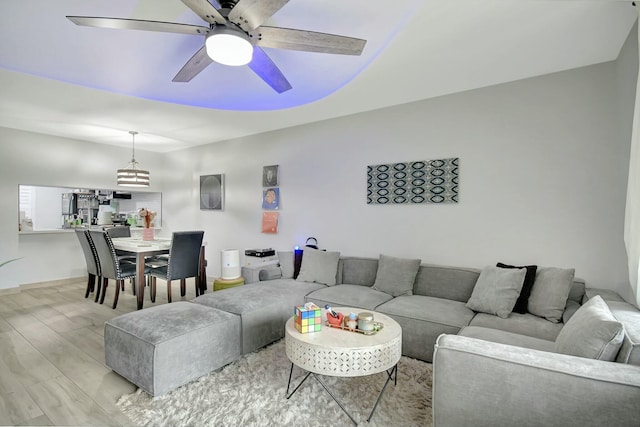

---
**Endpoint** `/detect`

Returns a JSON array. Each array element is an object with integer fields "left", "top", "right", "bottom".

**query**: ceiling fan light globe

[{"left": 206, "top": 31, "right": 253, "bottom": 66}]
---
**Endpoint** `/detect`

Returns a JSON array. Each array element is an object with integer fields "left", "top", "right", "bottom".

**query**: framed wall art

[
  {"left": 262, "top": 212, "right": 279, "bottom": 234},
  {"left": 263, "top": 165, "right": 279, "bottom": 187},
  {"left": 200, "top": 174, "right": 224, "bottom": 210},
  {"left": 367, "top": 157, "right": 459, "bottom": 205},
  {"left": 262, "top": 187, "right": 280, "bottom": 210}
]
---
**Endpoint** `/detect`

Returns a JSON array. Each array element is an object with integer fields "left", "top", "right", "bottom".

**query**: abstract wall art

[
  {"left": 200, "top": 174, "right": 224, "bottom": 210},
  {"left": 367, "top": 158, "right": 459, "bottom": 205}
]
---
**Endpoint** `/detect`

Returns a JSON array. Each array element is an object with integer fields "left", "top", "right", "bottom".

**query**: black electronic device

[{"left": 245, "top": 248, "right": 276, "bottom": 258}]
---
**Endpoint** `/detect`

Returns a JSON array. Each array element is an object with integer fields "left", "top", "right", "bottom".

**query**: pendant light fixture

[{"left": 117, "top": 131, "right": 150, "bottom": 187}]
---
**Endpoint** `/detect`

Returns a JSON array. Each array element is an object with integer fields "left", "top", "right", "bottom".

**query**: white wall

[
  {"left": 162, "top": 57, "right": 634, "bottom": 301},
  {"left": 0, "top": 30, "right": 636, "bottom": 302},
  {"left": 0, "top": 130, "right": 164, "bottom": 289}
]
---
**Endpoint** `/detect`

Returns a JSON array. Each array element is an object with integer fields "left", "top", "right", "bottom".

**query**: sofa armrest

[
  {"left": 241, "top": 264, "right": 282, "bottom": 284},
  {"left": 433, "top": 334, "right": 640, "bottom": 427}
]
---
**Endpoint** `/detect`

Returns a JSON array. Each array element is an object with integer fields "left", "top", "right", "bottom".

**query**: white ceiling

[{"left": 0, "top": 0, "right": 637, "bottom": 152}]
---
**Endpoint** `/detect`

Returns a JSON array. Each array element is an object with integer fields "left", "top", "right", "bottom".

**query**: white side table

[{"left": 284, "top": 307, "right": 402, "bottom": 424}]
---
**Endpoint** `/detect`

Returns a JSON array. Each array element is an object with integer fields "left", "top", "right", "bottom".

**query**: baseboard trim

[{"left": 0, "top": 276, "right": 85, "bottom": 295}]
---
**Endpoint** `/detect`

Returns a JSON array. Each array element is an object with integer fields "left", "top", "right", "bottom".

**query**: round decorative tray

[{"left": 325, "top": 321, "right": 384, "bottom": 335}]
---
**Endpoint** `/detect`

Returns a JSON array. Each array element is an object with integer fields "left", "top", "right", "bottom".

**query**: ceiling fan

[{"left": 66, "top": 0, "right": 367, "bottom": 93}]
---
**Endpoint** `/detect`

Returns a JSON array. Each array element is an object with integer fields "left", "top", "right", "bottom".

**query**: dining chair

[
  {"left": 147, "top": 231, "right": 204, "bottom": 303},
  {"left": 74, "top": 229, "right": 101, "bottom": 300},
  {"left": 89, "top": 230, "right": 148, "bottom": 309},
  {"left": 105, "top": 225, "right": 139, "bottom": 294}
]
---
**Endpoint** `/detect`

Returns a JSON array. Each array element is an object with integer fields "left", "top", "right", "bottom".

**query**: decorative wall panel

[{"left": 367, "top": 158, "right": 459, "bottom": 205}]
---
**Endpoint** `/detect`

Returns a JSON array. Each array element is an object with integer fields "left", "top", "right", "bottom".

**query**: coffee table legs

[
  {"left": 367, "top": 364, "right": 397, "bottom": 422},
  {"left": 285, "top": 363, "right": 398, "bottom": 425}
]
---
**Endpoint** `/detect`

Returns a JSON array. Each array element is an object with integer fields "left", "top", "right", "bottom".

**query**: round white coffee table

[{"left": 284, "top": 307, "right": 402, "bottom": 425}]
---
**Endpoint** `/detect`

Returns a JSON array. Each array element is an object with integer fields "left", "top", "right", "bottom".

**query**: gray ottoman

[
  {"left": 105, "top": 301, "right": 241, "bottom": 396},
  {"left": 192, "top": 280, "right": 324, "bottom": 354}
]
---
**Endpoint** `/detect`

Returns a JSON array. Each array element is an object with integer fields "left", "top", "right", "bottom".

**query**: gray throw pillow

[
  {"left": 295, "top": 249, "right": 340, "bottom": 286},
  {"left": 371, "top": 254, "right": 421, "bottom": 297},
  {"left": 528, "top": 267, "right": 575, "bottom": 323},
  {"left": 277, "top": 251, "right": 294, "bottom": 279},
  {"left": 466, "top": 266, "right": 526, "bottom": 318},
  {"left": 555, "top": 295, "right": 625, "bottom": 361}
]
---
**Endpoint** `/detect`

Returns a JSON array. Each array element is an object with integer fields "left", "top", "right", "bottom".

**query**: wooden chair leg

[
  {"left": 180, "top": 279, "right": 186, "bottom": 297},
  {"left": 94, "top": 276, "right": 103, "bottom": 303},
  {"left": 199, "top": 246, "right": 207, "bottom": 294},
  {"left": 85, "top": 274, "right": 95, "bottom": 298},
  {"left": 150, "top": 277, "right": 157, "bottom": 303},
  {"left": 194, "top": 276, "right": 200, "bottom": 297},
  {"left": 131, "top": 278, "right": 137, "bottom": 296},
  {"left": 99, "top": 278, "right": 109, "bottom": 304},
  {"left": 113, "top": 279, "right": 121, "bottom": 309},
  {"left": 167, "top": 280, "right": 172, "bottom": 303}
]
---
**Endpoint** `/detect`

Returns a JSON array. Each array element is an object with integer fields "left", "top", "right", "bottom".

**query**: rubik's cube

[{"left": 294, "top": 303, "right": 322, "bottom": 333}]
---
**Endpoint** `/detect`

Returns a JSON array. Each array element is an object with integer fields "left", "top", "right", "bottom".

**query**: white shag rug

[{"left": 117, "top": 340, "right": 433, "bottom": 427}]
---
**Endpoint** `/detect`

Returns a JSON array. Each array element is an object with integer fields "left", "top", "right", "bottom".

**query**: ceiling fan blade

[
  {"left": 172, "top": 46, "right": 214, "bottom": 82},
  {"left": 228, "top": 0, "right": 289, "bottom": 32},
  {"left": 66, "top": 16, "right": 209, "bottom": 36},
  {"left": 256, "top": 26, "right": 366, "bottom": 55},
  {"left": 248, "top": 47, "right": 292, "bottom": 93},
  {"left": 181, "top": 0, "right": 227, "bottom": 25}
]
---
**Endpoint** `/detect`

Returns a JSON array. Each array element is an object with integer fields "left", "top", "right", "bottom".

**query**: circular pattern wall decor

[{"left": 367, "top": 158, "right": 459, "bottom": 205}]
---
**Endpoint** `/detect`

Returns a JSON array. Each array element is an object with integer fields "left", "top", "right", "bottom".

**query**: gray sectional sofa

[{"left": 106, "top": 248, "right": 640, "bottom": 425}]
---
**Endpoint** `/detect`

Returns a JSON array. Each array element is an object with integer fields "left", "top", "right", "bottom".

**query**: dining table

[
  {"left": 111, "top": 237, "right": 171, "bottom": 310},
  {"left": 111, "top": 236, "right": 208, "bottom": 310}
]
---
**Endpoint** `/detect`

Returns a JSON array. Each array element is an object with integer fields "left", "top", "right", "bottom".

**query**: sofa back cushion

[
  {"left": 413, "top": 264, "right": 480, "bottom": 302},
  {"left": 567, "top": 278, "right": 586, "bottom": 305},
  {"left": 338, "top": 257, "right": 379, "bottom": 286}
]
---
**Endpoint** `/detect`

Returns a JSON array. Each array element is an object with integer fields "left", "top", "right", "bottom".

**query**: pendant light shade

[{"left": 117, "top": 131, "right": 150, "bottom": 187}]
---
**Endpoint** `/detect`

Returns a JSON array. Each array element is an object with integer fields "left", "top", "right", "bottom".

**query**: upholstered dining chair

[
  {"left": 74, "top": 229, "right": 101, "bottom": 300},
  {"left": 105, "top": 225, "right": 139, "bottom": 294},
  {"left": 89, "top": 230, "right": 149, "bottom": 309},
  {"left": 147, "top": 231, "right": 204, "bottom": 303}
]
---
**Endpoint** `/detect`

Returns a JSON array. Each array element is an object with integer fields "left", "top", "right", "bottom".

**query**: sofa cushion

[
  {"left": 466, "top": 266, "right": 526, "bottom": 319},
  {"left": 371, "top": 254, "right": 421, "bottom": 297},
  {"left": 339, "top": 257, "right": 379, "bottom": 287},
  {"left": 555, "top": 296, "right": 625, "bottom": 361},
  {"left": 193, "top": 280, "right": 325, "bottom": 354},
  {"left": 469, "top": 312, "right": 564, "bottom": 341},
  {"left": 296, "top": 249, "right": 340, "bottom": 286},
  {"left": 277, "top": 251, "right": 295, "bottom": 279},
  {"left": 496, "top": 263, "right": 537, "bottom": 314},
  {"left": 413, "top": 264, "right": 480, "bottom": 302},
  {"left": 527, "top": 267, "right": 575, "bottom": 323},
  {"left": 378, "top": 295, "right": 476, "bottom": 329},
  {"left": 459, "top": 326, "right": 556, "bottom": 352},
  {"left": 305, "top": 284, "right": 393, "bottom": 311},
  {"left": 376, "top": 295, "right": 476, "bottom": 362}
]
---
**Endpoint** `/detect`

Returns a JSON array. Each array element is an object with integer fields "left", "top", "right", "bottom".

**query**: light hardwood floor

[{"left": 0, "top": 277, "right": 201, "bottom": 426}]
